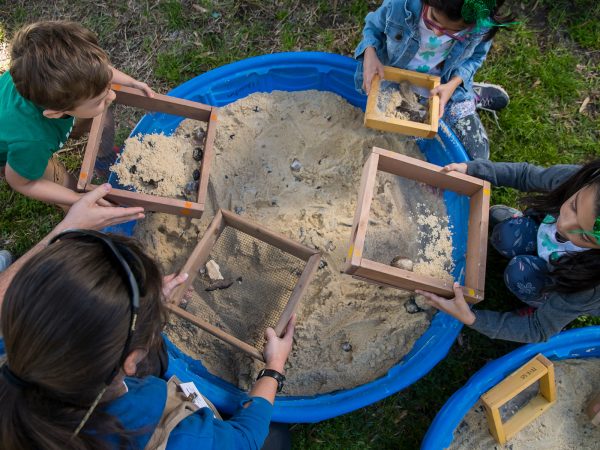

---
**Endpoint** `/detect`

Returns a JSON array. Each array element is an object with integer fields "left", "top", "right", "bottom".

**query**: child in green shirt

[{"left": 0, "top": 21, "right": 154, "bottom": 207}]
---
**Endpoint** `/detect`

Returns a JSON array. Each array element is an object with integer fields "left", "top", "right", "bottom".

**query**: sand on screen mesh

[
  {"left": 110, "top": 122, "right": 207, "bottom": 198},
  {"left": 448, "top": 358, "right": 600, "bottom": 450},
  {"left": 376, "top": 80, "right": 428, "bottom": 123},
  {"left": 133, "top": 90, "right": 455, "bottom": 396}
]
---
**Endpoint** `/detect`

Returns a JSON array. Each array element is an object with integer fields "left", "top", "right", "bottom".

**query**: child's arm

[
  {"left": 0, "top": 184, "right": 144, "bottom": 307},
  {"left": 355, "top": 1, "right": 390, "bottom": 93},
  {"left": 443, "top": 161, "right": 581, "bottom": 193},
  {"left": 449, "top": 38, "right": 493, "bottom": 94},
  {"left": 5, "top": 163, "right": 81, "bottom": 205},
  {"left": 469, "top": 289, "right": 599, "bottom": 343},
  {"left": 355, "top": 1, "right": 390, "bottom": 60},
  {"left": 418, "top": 283, "right": 599, "bottom": 343},
  {"left": 110, "top": 66, "right": 155, "bottom": 98}
]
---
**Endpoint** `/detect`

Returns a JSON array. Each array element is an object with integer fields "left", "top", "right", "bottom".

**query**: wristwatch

[{"left": 256, "top": 368, "right": 286, "bottom": 392}]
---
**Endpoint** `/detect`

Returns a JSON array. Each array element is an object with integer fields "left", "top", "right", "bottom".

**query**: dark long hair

[
  {"left": 524, "top": 160, "right": 600, "bottom": 294},
  {"left": 423, "top": 0, "right": 515, "bottom": 40},
  {"left": 0, "top": 235, "right": 166, "bottom": 450}
]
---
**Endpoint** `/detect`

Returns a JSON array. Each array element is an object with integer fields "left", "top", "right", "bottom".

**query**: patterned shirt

[
  {"left": 537, "top": 215, "right": 587, "bottom": 264},
  {"left": 406, "top": 16, "right": 455, "bottom": 76}
]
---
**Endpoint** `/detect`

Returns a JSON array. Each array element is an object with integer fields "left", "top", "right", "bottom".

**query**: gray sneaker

[
  {"left": 490, "top": 205, "right": 523, "bottom": 228},
  {"left": 474, "top": 82, "right": 510, "bottom": 112}
]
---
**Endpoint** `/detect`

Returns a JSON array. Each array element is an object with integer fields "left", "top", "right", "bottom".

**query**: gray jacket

[{"left": 466, "top": 160, "right": 600, "bottom": 343}]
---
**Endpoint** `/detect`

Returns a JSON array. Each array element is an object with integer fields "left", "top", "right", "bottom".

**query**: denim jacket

[{"left": 354, "top": 0, "right": 493, "bottom": 103}]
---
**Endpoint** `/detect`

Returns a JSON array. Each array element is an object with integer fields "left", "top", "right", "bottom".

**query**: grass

[{"left": 0, "top": 1, "right": 599, "bottom": 448}]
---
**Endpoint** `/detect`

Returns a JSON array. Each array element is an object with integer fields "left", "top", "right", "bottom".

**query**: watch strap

[{"left": 257, "top": 368, "right": 285, "bottom": 392}]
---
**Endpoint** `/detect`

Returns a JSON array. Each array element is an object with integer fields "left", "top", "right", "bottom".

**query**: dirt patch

[
  {"left": 134, "top": 90, "right": 454, "bottom": 395},
  {"left": 449, "top": 358, "right": 600, "bottom": 450}
]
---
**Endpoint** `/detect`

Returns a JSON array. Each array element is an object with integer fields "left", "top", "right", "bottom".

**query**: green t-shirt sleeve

[{"left": 7, "top": 141, "right": 54, "bottom": 180}]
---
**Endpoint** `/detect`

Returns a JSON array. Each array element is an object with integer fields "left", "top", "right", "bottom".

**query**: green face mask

[{"left": 569, "top": 216, "right": 600, "bottom": 245}]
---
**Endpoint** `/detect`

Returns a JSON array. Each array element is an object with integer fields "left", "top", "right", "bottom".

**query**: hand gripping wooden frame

[
  {"left": 167, "top": 209, "right": 321, "bottom": 361},
  {"left": 482, "top": 354, "right": 557, "bottom": 444},
  {"left": 77, "top": 84, "right": 217, "bottom": 218},
  {"left": 365, "top": 66, "right": 441, "bottom": 138},
  {"left": 344, "top": 148, "right": 490, "bottom": 303}
]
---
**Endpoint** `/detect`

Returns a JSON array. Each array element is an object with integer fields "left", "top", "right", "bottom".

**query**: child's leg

[
  {"left": 95, "top": 107, "right": 117, "bottom": 180},
  {"left": 42, "top": 155, "right": 77, "bottom": 190},
  {"left": 444, "top": 99, "right": 489, "bottom": 160},
  {"left": 504, "top": 255, "right": 551, "bottom": 307},
  {"left": 69, "top": 109, "right": 116, "bottom": 180},
  {"left": 70, "top": 117, "right": 93, "bottom": 139},
  {"left": 490, "top": 216, "right": 538, "bottom": 258},
  {"left": 586, "top": 391, "right": 600, "bottom": 426}
]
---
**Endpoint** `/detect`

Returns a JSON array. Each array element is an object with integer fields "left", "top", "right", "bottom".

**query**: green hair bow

[{"left": 461, "top": 0, "right": 517, "bottom": 31}]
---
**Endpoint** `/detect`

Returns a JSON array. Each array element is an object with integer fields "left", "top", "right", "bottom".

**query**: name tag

[{"left": 179, "top": 381, "right": 216, "bottom": 418}]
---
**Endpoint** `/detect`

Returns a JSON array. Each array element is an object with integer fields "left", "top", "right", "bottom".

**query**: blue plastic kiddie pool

[
  {"left": 421, "top": 326, "right": 600, "bottom": 449},
  {"left": 109, "top": 52, "right": 472, "bottom": 423}
]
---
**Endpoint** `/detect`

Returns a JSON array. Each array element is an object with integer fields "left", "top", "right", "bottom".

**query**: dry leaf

[
  {"left": 579, "top": 96, "right": 590, "bottom": 114},
  {"left": 192, "top": 4, "right": 208, "bottom": 13}
]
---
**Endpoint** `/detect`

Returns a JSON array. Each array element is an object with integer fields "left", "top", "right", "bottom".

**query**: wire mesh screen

[
  {"left": 363, "top": 173, "right": 454, "bottom": 280},
  {"left": 184, "top": 225, "right": 307, "bottom": 351}
]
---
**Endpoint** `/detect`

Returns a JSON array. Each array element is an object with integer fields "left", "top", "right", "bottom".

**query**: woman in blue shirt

[{"left": 0, "top": 229, "right": 294, "bottom": 449}]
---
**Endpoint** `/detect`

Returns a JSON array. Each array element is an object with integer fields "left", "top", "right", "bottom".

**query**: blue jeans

[{"left": 491, "top": 217, "right": 550, "bottom": 306}]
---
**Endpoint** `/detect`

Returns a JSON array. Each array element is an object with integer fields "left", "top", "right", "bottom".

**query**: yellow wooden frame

[
  {"left": 481, "top": 354, "right": 557, "bottom": 444},
  {"left": 365, "top": 66, "right": 441, "bottom": 138}
]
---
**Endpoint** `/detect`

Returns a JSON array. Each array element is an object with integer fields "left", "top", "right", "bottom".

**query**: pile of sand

[
  {"left": 376, "top": 80, "right": 428, "bottom": 123},
  {"left": 449, "top": 358, "right": 600, "bottom": 450},
  {"left": 111, "top": 122, "right": 206, "bottom": 199},
  {"left": 133, "top": 90, "right": 454, "bottom": 395}
]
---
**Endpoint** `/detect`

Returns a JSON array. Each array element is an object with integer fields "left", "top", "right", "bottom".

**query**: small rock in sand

[
  {"left": 290, "top": 159, "right": 302, "bottom": 171},
  {"left": 193, "top": 147, "right": 203, "bottom": 161},
  {"left": 391, "top": 256, "right": 414, "bottom": 271},
  {"left": 206, "top": 260, "right": 224, "bottom": 281},
  {"left": 404, "top": 296, "right": 425, "bottom": 314}
]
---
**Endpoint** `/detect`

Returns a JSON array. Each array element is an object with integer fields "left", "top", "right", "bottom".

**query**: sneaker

[
  {"left": 490, "top": 204, "right": 523, "bottom": 228},
  {"left": 473, "top": 82, "right": 510, "bottom": 111}
]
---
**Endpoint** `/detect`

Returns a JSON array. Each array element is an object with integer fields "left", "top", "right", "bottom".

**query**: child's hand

[
  {"left": 130, "top": 80, "right": 155, "bottom": 98},
  {"left": 430, "top": 76, "right": 462, "bottom": 118},
  {"left": 430, "top": 83, "right": 457, "bottom": 118},
  {"left": 110, "top": 66, "right": 155, "bottom": 98},
  {"left": 416, "top": 283, "right": 476, "bottom": 325},
  {"left": 442, "top": 163, "right": 468, "bottom": 174},
  {"left": 363, "top": 47, "right": 384, "bottom": 95}
]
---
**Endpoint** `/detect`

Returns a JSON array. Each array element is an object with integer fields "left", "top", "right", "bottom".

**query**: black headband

[{"left": 1, "top": 364, "right": 32, "bottom": 389}]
